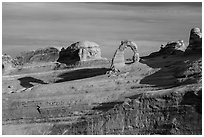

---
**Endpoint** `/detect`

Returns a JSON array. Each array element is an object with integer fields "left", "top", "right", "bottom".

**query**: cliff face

[{"left": 49, "top": 84, "right": 201, "bottom": 135}]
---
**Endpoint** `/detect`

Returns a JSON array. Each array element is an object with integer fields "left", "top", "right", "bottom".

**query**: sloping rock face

[
  {"left": 110, "top": 40, "right": 139, "bottom": 72},
  {"left": 149, "top": 40, "right": 186, "bottom": 57},
  {"left": 58, "top": 41, "right": 104, "bottom": 65},
  {"left": 15, "top": 47, "right": 60, "bottom": 65},
  {"left": 2, "top": 47, "right": 60, "bottom": 75},
  {"left": 185, "top": 28, "right": 202, "bottom": 54},
  {"left": 175, "top": 57, "right": 202, "bottom": 85}
]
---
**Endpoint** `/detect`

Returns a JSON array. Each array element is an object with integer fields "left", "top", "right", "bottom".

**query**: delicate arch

[{"left": 110, "top": 40, "right": 140, "bottom": 71}]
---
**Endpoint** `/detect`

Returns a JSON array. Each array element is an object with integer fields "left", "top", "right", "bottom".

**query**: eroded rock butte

[{"left": 58, "top": 41, "right": 106, "bottom": 65}]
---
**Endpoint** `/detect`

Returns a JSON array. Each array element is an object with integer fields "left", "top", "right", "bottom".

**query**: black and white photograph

[{"left": 2, "top": 1, "right": 202, "bottom": 135}]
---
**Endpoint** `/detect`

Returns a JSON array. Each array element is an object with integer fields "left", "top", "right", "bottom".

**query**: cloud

[{"left": 102, "top": 2, "right": 202, "bottom": 7}]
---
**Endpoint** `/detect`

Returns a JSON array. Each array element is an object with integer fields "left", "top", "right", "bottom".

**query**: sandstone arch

[{"left": 110, "top": 40, "right": 139, "bottom": 72}]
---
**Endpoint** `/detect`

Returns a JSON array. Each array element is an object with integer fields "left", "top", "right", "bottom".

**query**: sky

[{"left": 2, "top": 2, "right": 202, "bottom": 59}]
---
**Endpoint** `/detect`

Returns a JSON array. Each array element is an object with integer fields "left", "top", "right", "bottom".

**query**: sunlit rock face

[
  {"left": 163, "top": 40, "right": 186, "bottom": 53},
  {"left": 110, "top": 40, "right": 140, "bottom": 72},
  {"left": 58, "top": 41, "right": 105, "bottom": 65},
  {"left": 185, "top": 28, "right": 202, "bottom": 54}
]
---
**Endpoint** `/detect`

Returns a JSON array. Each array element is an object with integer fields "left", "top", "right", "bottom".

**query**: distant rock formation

[
  {"left": 57, "top": 41, "right": 106, "bottom": 65},
  {"left": 2, "top": 47, "right": 60, "bottom": 75},
  {"left": 2, "top": 43, "right": 109, "bottom": 75},
  {"left": 110, "top": 40, "right": 139, "bottom": 72},
  {"left": 149, "top": 40, "right": 186, "bottom": 57},
  {"left": 185, "top": 28, "right": 202, "bottom": 54},
  {"left": 2, "top": 54, "right": 15, "bottom": 74},
  {"left": 15, "top": 47, "right": 60, "bottom": 64}
]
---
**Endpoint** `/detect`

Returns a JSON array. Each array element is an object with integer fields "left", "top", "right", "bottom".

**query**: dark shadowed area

[
  {"left": 2, "top": 2, "right": 202, "bottom": 59},
  {"left": 55, "top": 68, "right": 110, "bottom": 83},
  {"left": 18, "top": 76, "right": 47, "bottom": 88}
]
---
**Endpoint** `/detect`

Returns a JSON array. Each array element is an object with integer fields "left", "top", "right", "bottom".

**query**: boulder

[
  {"left": 110, "top": 40, "right": 140, "bottom": 72},
  {"left": 185, "top": 28, "right": 202, "bottom": 54},
  {"left": 58, "top": 41, "right": 105, "bottom": 65}
]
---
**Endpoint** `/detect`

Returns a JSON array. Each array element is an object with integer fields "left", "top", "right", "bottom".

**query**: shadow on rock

[
  {"left": 92, "top": 101, "right": 123, "bottom": 112},
  {"left": 180, "top": 89, "right": 202, "bottom": 114},
  {"left": 18, "top": 77, "right": 48, "bottom": 88},
  {"left": 55, "top": 68, "right": 110, "bottom": 83},
  {"left": 139, "top": 54, "right": 201, "bottom": 88},
  {"left": 139, "top": 56, "right": 182, "bottom": 87}
]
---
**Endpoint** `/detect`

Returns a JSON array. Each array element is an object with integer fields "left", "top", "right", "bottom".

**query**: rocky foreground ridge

[{"left": 49, "top": 84, "right": 201, "bottom": 135}]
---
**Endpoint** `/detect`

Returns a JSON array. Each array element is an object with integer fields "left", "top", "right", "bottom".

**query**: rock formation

[
  {"left": 110, "top": 40, "right": 139, "bottom": 72},
  {"left": 2, "top": 47, "right": 60, "bottom": 75},
  {"left": 149, "top": 40, "right": 186, "bottom": 57},
  {"left": 185, "top": 28, "right": 202, "bottom": 54},
  {"left": 16, "top": 47, "right": 60, "bottom": 64},
  {"left": 58, "top": 41, "right": 105, "bottom": 65},
  {"left": 2, "top": 27, "right": 202, "bottom": 135},
  {"left": 164, "top": 40, "right": 186, "bottom": 52},
  {"left": 2, "top": 54, "right": 15, "bottom": 74}
]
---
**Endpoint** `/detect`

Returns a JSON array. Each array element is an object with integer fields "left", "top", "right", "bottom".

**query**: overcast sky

[{"left": 2, "top": 2, "right": 202, "bottom": 58}]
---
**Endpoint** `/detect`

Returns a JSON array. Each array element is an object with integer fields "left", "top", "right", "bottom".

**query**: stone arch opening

[{"left": 124, "top": 47, "right": 135, "bottom": 64}]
